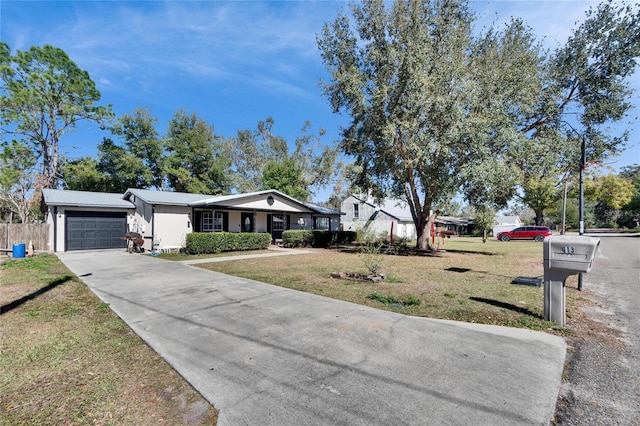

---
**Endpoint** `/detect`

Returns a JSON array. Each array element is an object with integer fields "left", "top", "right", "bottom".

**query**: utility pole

[
  {"left": 561, "top": 180, "right": 568, "bottom": 235},
  {"left": 578, "top": 134, "right": 586, "bottom": 291}
]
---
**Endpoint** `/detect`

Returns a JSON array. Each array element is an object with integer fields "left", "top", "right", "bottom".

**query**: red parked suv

[{"left": 497, "top": 226, "right": 552, "bottom": 242}]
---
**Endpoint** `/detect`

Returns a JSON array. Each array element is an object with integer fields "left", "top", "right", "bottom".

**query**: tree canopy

[
  {"left": 164, "top": 110, "right": 230, "bottom": 194},
  {"left": 261, "top": 158, "right": 309, "bottom": 200},
  {"left": 514, "top": 0, "right": 640, "bottom": 223},
  {"left": 227, "top": 118, "right": 338, "bottom": 201},
  {"left": 318, "top": 0, "right": 537, "bottom": 248},
  {"left": 318, "top": 0, "right": 640, "bottom": 246},
  {"left": 0, "top": 43, "right": 113, "bottom": 189},
  {"left": 0, "top": 140, "right": 39, "bottom": 222}
]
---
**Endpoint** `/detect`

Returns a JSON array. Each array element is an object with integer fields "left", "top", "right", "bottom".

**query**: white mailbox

[
  {"left": 543, "top": 235, "right": 600, "bottom": 326},
  {"left": 544, "top": 235, "right": 600, "bottom": 273}
]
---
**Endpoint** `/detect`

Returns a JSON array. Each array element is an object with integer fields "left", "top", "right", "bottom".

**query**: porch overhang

[{"left": 190, "top": 190, "right": 316, "bottom": 214}]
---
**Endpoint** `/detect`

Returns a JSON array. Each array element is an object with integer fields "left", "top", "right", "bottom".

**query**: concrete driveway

[{"left": 58, "top": 250, "right": 566, "bottom": 426}]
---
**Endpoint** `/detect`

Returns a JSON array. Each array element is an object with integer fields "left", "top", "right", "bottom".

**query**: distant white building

[
  {"left": 340, "top": 194, "right": 473, "bottom": 241},
  {"left": 341, "top": 194, "right": 417, "bottom": 240},
  {"left": 492, "top": 215, "right": 523, "bottom": 239}
]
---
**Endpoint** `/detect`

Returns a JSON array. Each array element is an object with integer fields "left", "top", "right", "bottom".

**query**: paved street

[{"left": 555, "top": 235, "right": 640, "bottom": 425}]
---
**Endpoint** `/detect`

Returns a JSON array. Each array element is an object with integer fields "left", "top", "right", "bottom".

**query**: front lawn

[{"left": 196, "top": 237, "right": 583, "bottom": 330}]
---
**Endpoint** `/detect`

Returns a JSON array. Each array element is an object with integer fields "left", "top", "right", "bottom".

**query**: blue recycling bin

[{"left": 12, "top": 243, "right": 26, "bottom": 258}]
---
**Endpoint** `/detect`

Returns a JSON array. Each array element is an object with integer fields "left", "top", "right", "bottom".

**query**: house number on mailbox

[{"left": 561, "top": 246, "right": 575, "bottom": 254}]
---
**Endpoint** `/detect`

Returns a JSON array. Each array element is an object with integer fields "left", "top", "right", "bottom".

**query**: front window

[
  {"left": 203, "top": 211, "right": 223, "bottom": 232},
  {"left": 353, "top": 203, "right": 359, "bottom": 219},
  {"left": 316, "top": 217, "right": 330, "bottom": 230},
  {"left": 273, "top": 215, "right": 285, "bottom": 231}
]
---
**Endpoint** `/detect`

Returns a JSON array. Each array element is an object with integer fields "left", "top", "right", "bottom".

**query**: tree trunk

[
  {"left": 534, "top": 209, "right": 544, "bottom": 226},
  {"left": 417, "top": 212, "right": 437, "bottom": 250}
]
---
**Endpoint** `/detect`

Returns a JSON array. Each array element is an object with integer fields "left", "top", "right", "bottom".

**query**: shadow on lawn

[
  {"left": 441, "top": 249, "right": 497, "bottom": 256},
  {"left": 470, "top": 297, "right": 543, "bottom": 319},
  {"left": 1, "top": 275, "right": 74, "bottom": 315},
  {"left": 337, "top": 245, "right": 447, "bottom": 257}
]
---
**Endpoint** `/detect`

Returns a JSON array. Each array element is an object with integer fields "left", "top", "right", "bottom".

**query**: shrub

[
  {"left": 282, "top": 230, "right": 356, "bottom": 248},
  {"left": 367, "top": 293, "right": 421, "bottom": 306},
  {"left": 282, "top": 230, "right": 314, "bottom": 247},
  {"left": 185, "top": 232, "right": 271, "bottom": 254},
  {"left": 404, "top": 295, "right": 421, "bottom": 306},
  {"left": 359, "top": 243, "right": 384, "bottom": 276}
]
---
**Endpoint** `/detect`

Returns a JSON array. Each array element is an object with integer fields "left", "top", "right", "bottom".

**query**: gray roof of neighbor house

[
  {"left": 303, "top": 202, "right": 344, "bottom": 216},
  {"left": 42, "top": 189, "right": 135, "bottom": 209},
  {"left": 123, "top": 188, "right": 211, "bottom": 206},
  {"left": 436, "top": 216, "right": 474, "bottom": 226}
]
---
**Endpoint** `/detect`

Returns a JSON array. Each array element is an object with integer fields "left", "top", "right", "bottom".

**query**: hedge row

[
  {"left": 282, "top": 230, "right": 356, "bottom": 248},
  {"left": 185, "top": 232, "right": 272, "bottom": 254}
]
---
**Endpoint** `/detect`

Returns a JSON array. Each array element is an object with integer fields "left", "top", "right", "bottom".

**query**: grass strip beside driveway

[{"left": 0, "top": 254, "right": 217, "bottom": 426}]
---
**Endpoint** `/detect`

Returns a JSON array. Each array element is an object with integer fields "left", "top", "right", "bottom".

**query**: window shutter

[
  {"left": 194, "top": 211, "right": 202, "bottom": 232},
  {"left": 267, "top": 214, "right": 272, "bottom": 233},
  {"left": 286, "top": 215, "right": 291, "bottom": 230},
  {"left": 222, "top": 212, "right": 229, "bottom": 232}
]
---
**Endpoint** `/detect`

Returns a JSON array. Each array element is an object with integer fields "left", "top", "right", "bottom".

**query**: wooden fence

[{"left": 0, "top": 224, "right": 50, "bottom": 253}]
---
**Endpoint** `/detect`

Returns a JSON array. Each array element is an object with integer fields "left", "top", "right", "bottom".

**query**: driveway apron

[{"left": 58, "top": 250, "right": 566, "bottom": 426}]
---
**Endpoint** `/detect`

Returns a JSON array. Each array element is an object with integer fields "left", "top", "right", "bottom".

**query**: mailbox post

[{"left": 543, "top": 235, "right": 600, "bottom": 326}]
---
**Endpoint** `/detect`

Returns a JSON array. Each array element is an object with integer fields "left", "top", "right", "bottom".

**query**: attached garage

[
  {"left": 66, "top": 211, "right": 127, "bottom": 250},
  {"left": 42, "top": 189, "right": 136, "bottom": 252}
]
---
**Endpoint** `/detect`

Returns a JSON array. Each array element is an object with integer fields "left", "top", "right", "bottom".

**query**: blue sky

[{"left": 1, "top": 0, "right": 638, "bottom": 202}]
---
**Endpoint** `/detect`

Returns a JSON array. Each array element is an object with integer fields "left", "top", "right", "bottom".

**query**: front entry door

[
  {"left": 271, "top": 214, "right": 285, "bottom": 241},
  {"left": 241, "top": 212, "right": 254, "bottom": 232}
]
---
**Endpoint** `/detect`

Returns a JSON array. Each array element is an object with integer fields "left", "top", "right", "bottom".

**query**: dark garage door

[{"left": 66, "top": 211, "right": 127, "bottom": 251}]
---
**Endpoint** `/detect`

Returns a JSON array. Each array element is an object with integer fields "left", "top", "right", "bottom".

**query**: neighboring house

[
  {"left": 492, "top": 215, "right": 523, "bottom": 239},
  {"left": 438, "top": 216, "right": 475, "bottom": 235},
  {"left": 340, "top": 194, "right": 474, "bottom": 241},
  {"left": 341, "top": 194, "right": 417, "bottom": 240},
  {"left": 41, "top": 188, "right": 343, "bottom": 252}
]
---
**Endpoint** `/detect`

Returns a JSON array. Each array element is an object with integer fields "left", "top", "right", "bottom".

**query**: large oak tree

[{"left": 318, "top": 0, "right": 539, "bottom": 249}]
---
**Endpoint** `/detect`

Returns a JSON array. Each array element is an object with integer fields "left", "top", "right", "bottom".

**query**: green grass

[
  {"left": 197, "top": 237, "right": 575, "bottom": 331},
  {"left": 0, "top": 254, "right": 217, "bottom": 425}
]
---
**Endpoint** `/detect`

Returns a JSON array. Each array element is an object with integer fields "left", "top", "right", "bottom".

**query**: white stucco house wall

[{"left": 41, "top": 188, "right": 343, "bottom": 252}]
